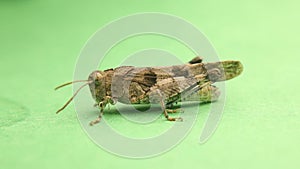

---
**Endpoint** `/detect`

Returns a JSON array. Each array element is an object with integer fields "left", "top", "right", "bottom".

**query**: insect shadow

[{"left": 92, "top": 101, "right": 213, "bottom": 117}]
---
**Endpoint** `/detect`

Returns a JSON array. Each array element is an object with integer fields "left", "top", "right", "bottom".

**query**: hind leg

[{"left": 153, "top": 89, "right": 183, "bottom": 121}]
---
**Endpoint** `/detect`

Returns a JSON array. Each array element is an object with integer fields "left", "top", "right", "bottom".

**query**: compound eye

[{"left": 96, "top": 72, "right": 103, "bottom": 78}]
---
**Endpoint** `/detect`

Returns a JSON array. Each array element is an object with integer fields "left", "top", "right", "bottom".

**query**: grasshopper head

[
  {"left": 55, "top": 70, "right": 110, "bottom": 114},
  {"left": 88, "top": 71, "right": 107, "bottom": 102}
]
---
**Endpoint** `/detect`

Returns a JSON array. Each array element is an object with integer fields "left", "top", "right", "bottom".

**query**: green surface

[{"left": 1, "top": 0, "right": 300, "bottom": 169}]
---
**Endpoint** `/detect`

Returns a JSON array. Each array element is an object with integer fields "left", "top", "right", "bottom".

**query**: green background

[{"left": 1, "top": 0, "right": 299, "bottom": 169}]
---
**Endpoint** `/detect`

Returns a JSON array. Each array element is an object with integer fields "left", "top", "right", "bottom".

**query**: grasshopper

[{"left": 55, "top": 57, "right": 243, "bottom": 125}]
